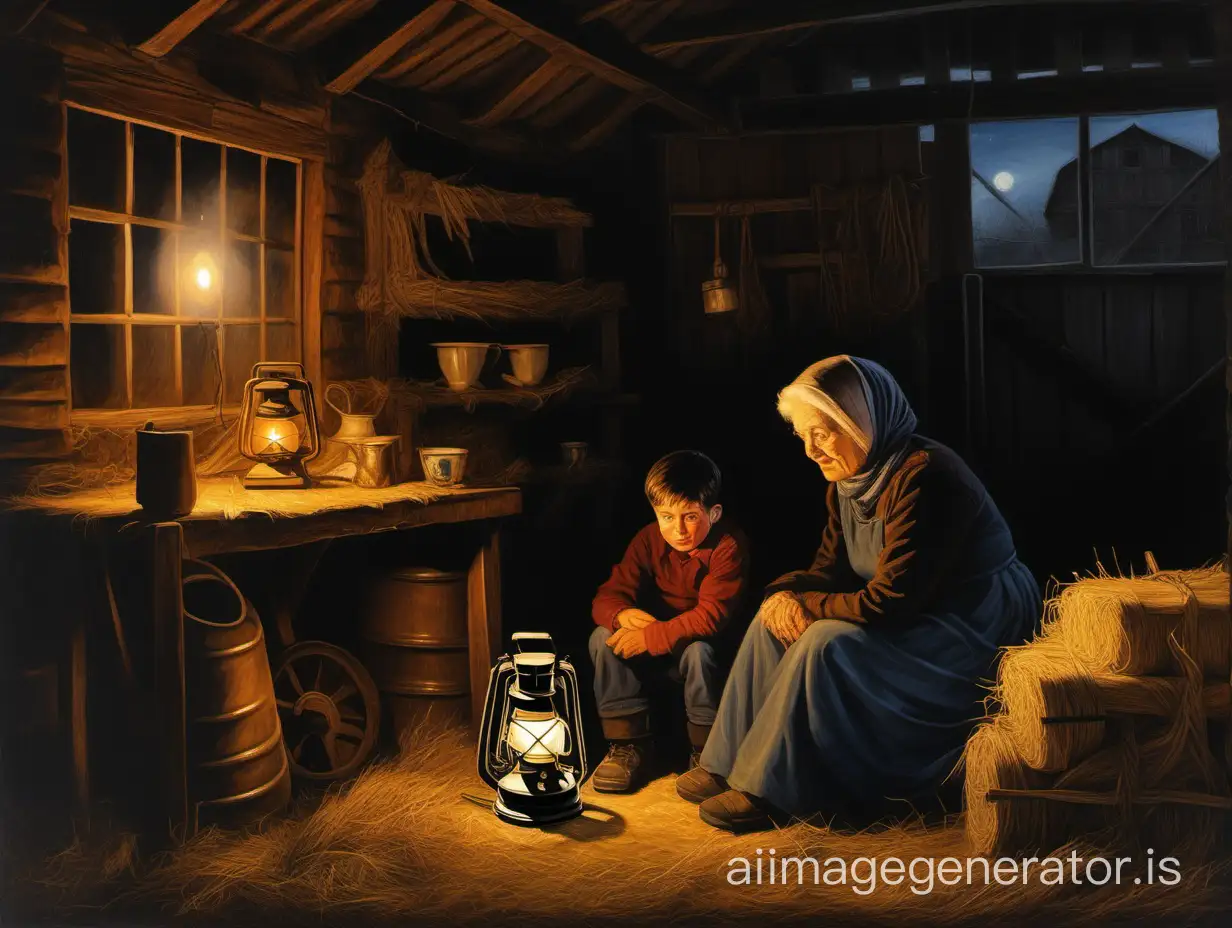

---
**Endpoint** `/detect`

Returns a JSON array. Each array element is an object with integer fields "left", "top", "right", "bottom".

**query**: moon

[{"left": 993, "top": 171, "right": 1015, "bottom": 192}]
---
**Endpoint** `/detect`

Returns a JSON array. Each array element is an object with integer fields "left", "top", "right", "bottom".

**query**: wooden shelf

[
  {"left": 397, "top": 371, "right": 637, "bottom": 411},
  {"left": 376, "top": 277, "right": 626, "bottom": 323}
]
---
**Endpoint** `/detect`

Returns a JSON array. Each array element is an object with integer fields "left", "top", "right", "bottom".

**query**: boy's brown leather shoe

[
  {"left": 592, "top": 741, "right": 653, "bottom": 793},
  {"left": 675, "top": 765, "right": 727, "bottom": 804}
]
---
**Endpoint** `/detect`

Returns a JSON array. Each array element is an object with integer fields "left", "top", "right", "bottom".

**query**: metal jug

[{"left": 325, "top": 383, "right": 381, "bottom": 441}]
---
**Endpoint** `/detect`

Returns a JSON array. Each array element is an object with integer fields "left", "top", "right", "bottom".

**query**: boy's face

[{"left": 654, "top": 497, "right": 722, "bottom": 553}]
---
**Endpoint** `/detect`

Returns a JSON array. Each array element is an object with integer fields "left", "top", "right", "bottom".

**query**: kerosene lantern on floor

[
  {"left": 238, "top": 361, "right": 321, "bottom": 488},
  {"left": 477, "top": 632, "right": 587, "bottom": 826}
]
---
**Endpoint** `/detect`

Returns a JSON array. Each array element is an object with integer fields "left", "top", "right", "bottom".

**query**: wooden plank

[
  {"left": 0, "top": 400, "right": 67, "bottom": 430},
  {"left": 0, "top": 367, "right": 67, "bottom": 402},
  {"left": 322, "top": 0, "right": 456, "bottom": 94},
  {"left": 378, "top": 12, "right": 486, "bottom": 81},
  {"left": 471, "top": 57, "right": 568, "bottom": 127},
  {"left": 644, "top": 0, "right": 1148, "bottom": 53},
  {"left": 1104, "top": 282, "right": 1154, "bottom": 402},
  {"left": 405, "top": 22, "right": 507, "bottom": 89},
  {"left": 0, "top": 323, "right": 66, "bottom": 368},
  {"left": 69, "top": 603, "right": 88, "bottom": 822},
  {"left": 737, "top": 68, "right": 1219, "bottom": 131},
  {"left": 151, "top": 522, "right": 188, "bottom": 839},
  {"left": 173, "top": 488, "right": 522, "bottom": 557},
  {"left": 0, "top": 282, "right": 66, "bottom": 325},
  {"left": 453, "top": 0, "right": 729, "bottom": 129},
  {"left": 570, "top": 93, "right": 644, "bottom": 150},
  {"left": 467, "top": 525, "right": 502, "bottom": 739},
  {"left": 0, "top": 0, "right": 52, "bottom": 35},
  {"left": 670, "top": 196, "right": 811, "bottom": 216},
  {"left": 420, "top": 32, "right": 520, "bottom": 92},
  {"left": 1152, "top": 280, "right": 1192, "bottom": 400},
  {"left": 137, "top": 0, "right": 230, "bottom": 58},
  {"left": 302, "top": 160, "right": 325, "bottom": 402}
]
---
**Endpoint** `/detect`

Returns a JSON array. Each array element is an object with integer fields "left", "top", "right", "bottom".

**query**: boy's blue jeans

[{"left": 588, "top": 625, "right": 721, "bottom": 726}]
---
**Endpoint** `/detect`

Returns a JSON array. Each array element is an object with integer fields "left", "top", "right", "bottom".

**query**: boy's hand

[
  {"left": 615, "top": 609, "right": 658, "bottom": 630},
  {"left": 607, "top": 627, "right": 649, "bottom": 658}
]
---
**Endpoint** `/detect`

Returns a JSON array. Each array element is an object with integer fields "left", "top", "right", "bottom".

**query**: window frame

[
  {"left": 970, "top": 106, "right": 1226, "bottom": 275},
  {"left": 64, "top": 102, "right": 306, "bottom": 429}
]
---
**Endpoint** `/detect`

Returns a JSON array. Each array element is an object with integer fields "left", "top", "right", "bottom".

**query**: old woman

[{"left": 675, "top": 355, "right": 1040, "bottom": 832}]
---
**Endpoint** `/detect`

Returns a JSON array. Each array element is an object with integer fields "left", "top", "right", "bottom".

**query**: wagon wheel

[{"left": 272, "top": 641, "right": 381, "bottom": 782}]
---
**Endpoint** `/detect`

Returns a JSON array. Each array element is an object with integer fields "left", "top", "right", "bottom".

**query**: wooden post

[
  {"left": 69, "top": 609, "right": 88, "bottom": 826},
  {"left": 467, "top": 524, "right": 502, "bottom": 741},
  {"left": 151, "top": 522, "right": 188, "bottom": 841},
  {"left": 1217, "top": 2, "right": 1232, "bottom": 570},
  {"left": 302, "top": 160, "right": 325, "bottom": 402}
]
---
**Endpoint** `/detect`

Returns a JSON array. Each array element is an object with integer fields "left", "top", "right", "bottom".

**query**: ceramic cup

[
  {"left": 431, "top": 343, "right": 500, "bottom": 392},
  {"left": 502, "top": 344, "right": 550, "bottom": 387},
  {"left": 420, "top": 447, "right": 468, "bottom": 487}
]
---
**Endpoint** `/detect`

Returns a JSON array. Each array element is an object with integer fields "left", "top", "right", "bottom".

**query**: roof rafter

[
  {"left": 453, "top": 0, "right": 730, "bottom": 130},
  {"left": 136, "top": 0, "right": 230, "bottom": 57},
  {"left": 641, "top": 0, "right": 1186, "bottom": 53},
  {"left": 322, "top": 0, "right": 456, "bottom": 94}
]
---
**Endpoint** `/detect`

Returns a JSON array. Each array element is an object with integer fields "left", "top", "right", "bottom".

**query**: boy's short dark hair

[{"left": 644, "top": 450, "right": 721, "bottom": 509}]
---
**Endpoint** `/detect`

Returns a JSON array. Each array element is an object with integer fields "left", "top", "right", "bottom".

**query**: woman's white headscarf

[{"left": 779, "top": 355, "right": 918, "bottom": 518}]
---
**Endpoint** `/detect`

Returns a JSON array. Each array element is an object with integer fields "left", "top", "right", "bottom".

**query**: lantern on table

[
  {"left": 238, "top": 361, "right": 320, "bottom": 489},
  {"left": 477, "top": 632, "right": 587, "bottom": 826}
]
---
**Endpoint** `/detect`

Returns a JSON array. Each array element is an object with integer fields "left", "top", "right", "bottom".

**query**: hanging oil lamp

[
  {"left": 701, "top": 214, "right": 739, "bottom": 314},
  {"left": 238, "top": 361, "right": 321, "bottom": 488},
  {"left": 476, "top": 632, "right": 587, "bottom": 826}
]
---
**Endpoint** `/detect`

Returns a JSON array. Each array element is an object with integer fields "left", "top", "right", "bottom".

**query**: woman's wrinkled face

[{"left": 791, "top": 406, "right": 868, "bottom": 481}]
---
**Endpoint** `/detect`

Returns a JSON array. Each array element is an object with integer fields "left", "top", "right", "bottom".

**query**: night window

[
  {"left": 66, "top": 107, "right": 303, "bottom": 423},
  {"left": 970, "top": 117, "right": 1081, "bottom": 268},
  {"left": 1090, "top": 109, "right": 1222, "bottom": 267},
  {"left": 970, "top": 108, "right": 1223, "bottom": 269}
]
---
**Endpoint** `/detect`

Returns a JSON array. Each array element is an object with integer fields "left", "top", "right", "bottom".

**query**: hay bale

[
  {"left": 1043, "top": 566, "right": 1230, "bottom": 678},
  {"left": 963, "top": 720, "right": 1074, "bottom": 856},
  {"left": 996, "top": 640, "right": 1106, "bottom": 772}
]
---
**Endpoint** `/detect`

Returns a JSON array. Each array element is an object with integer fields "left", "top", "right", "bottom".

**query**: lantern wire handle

[{"left": 712, "top": 215, "right": 723, "bottom": 277}]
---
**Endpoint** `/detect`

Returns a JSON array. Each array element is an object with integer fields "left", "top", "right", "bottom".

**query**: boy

[{"left": 588, "top": 450, "right": 749, "bottom": 793}]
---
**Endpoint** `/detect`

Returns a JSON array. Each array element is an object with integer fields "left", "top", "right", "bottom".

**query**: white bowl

[{"left": 419, "top": 447, "right": 468, "bottom": 486}]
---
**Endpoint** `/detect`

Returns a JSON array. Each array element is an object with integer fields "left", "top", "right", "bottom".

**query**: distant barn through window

[{"left": 970, "top": 109, "right": 1223, "bottom": 270}]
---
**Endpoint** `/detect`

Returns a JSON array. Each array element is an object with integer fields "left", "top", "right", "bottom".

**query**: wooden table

[{"left": 3, "top": 478, "right": 522, "bottom": 837}]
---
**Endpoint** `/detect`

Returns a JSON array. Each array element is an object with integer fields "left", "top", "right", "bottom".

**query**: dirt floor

[{"left": 6, "top": 725, "right": 1232, "bottom": 928}]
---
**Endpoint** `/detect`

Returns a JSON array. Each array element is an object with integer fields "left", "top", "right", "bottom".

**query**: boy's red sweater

[{"left": 591, "top": 523, "right": 749, "bottom": 656}]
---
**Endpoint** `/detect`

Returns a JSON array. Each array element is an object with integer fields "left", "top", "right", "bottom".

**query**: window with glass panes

[{"left": 66, "top": 106, "right": 302, "bottom": 422}]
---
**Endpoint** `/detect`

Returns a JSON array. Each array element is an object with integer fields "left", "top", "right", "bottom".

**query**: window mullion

[
  {"left": 260, "top": 154, "right": 267, "bottom": 362},
  {"left": 1078, "top": 114, "right": 1092, "bottom": 268},
  {"left": 174, "top": 133, "right": 183, "bottom": 406},
  {"left": 124, "top": 121, "right": 134, "bottom": 410}
]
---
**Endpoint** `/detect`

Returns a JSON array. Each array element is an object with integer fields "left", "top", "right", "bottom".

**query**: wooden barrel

[
  {"left": 360, "top": 567, "right": 470, "bottom": 731},
  {"left": 182, "top": 560, "right": 290, "bottom": 830}
]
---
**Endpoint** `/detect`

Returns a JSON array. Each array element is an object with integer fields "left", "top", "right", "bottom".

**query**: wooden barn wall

[
  {"left": 0, "top": 17, "right": 400, "bottom": 484},
  {"left": 979, "top": 274, "right": 1225, "bottom": 479},
  {"left": 661, "top": 127, "right": 931, "bottom": 414}
]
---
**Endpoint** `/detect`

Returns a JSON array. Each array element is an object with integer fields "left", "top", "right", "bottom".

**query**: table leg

[
  {"left": 69, "top": 613, "right": 89, "bottom": 828},
  {"left": 467, "top": 524, "right": 502, "bottom": 740},
  {"left": 152, "top": 522, "right": 188, "bottom": 840}
]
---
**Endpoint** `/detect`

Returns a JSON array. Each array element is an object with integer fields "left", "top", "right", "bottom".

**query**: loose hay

[
  {"left": 12, "top": 724, "right": 1232, "bottom": 928},
  {"left": 1042, "top": 565, "right": 1230, "bottom": 678}
]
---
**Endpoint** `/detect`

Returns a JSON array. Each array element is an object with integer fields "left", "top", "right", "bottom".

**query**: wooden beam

[
  {"left": 736, "top": 68, "right": 1219, "bottom": 131},
  {"left": 670, "top": 196, "right": 812, "bottom": 216},
  {"left": 136, "top": 0, "right": 230, "bottom": 58},
  {"left": 453, "top": 0, "right": 730, "bottom": 130},
  {"left": 570, "top": 93, "right": 645, "bottom": 151},
  {"left": 0, "top": 0, "right": 51, "bottom": 35},
  {"left": 322, "top": 0, "right": 455, "bottom": 94},
  {"left": 349, "top": 78, "right": 558, "bottom": 164},
  {"left": 470, "top": 58, "right": 569, "bottom": 127},
  {"left": 642, "top": 0, "right": 1187, "bottom": 54}
]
